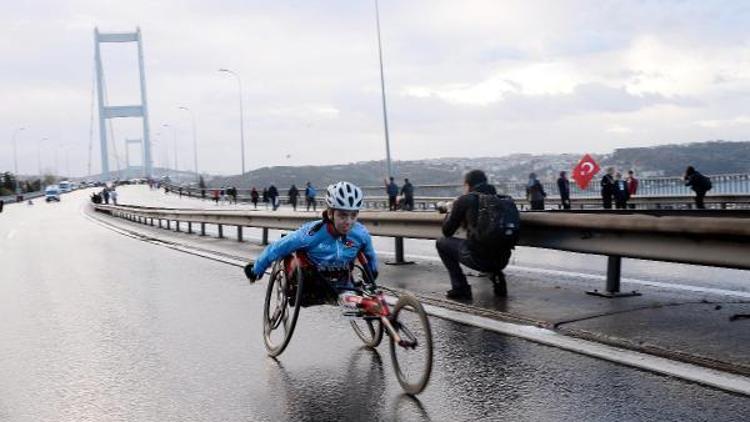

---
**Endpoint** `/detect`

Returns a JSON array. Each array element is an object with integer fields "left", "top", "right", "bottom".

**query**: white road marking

[
  {"left": 420, "top": 302, "right": 750, "bottom": 397},
  {"left": 506, "top": 265, "right": 750, "bottom": 299}
]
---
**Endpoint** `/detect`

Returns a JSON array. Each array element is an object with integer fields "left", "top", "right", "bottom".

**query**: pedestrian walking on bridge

[
  {"left": 262, "top": 188, "right": 269, "bottom": 209},
  {"left": 600, "top": 167, "right": 615, "bottom": 209},
  {"left": 684, "top": 166, "right": 712, "bottom": 209},
  {"left": 250, "top": 187, "right": 259, "bottom": 209},
  {"left": 557, "top": 171, "right": 571, "bottom": 210},
  {"left": 288, "top": 184, "right": 299, "bottom": 211},
  {"left": 614, "top": 173, "right": 629, "bottom": 209},
  {"left": 400, "top": 178, "right": 414, "bottom": 211},
  {"left": 110, "top": 188, "right": 118, "bottom": 206},
  {"left": 305, "top": 182, "right": 317, "bottom": 211},
  {"left": 385, "top": 177, "right": 399, "bottom": 211},
  {"left": 268, "top": 185, "right": 279, "bottom": 211},
  {"left": 626, "top": 170, "right": 638, "bottom": 209},
  {"left": 526, "top": 173, "right": 546, "bottom": 210}
]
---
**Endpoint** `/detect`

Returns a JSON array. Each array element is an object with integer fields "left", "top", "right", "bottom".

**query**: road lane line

[
  {"left": 505, "top": 265, "right": 750, "bottom": 299},
  {"left": 419, "top": 302, "right": 750, "bottom": 397}
]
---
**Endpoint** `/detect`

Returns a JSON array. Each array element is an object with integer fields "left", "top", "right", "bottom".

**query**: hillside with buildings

[{"left": 206, "top": 141, "right": 750, "bottom": 188}]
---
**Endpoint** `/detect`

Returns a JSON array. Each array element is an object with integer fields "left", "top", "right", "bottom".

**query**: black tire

[
  {"left": 350, "top": 264, "right": 384, "bottom": 347},
  {"left": 389, "top": 294, "right": 433, "bottom": 395},
  {"left": 263, "top": 258, "right": 304, "bottom": 357}
]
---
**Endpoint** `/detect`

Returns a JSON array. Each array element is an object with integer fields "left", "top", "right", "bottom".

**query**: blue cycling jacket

[{"left": 252, "top": 219, "right": 378, "bottom": 277}]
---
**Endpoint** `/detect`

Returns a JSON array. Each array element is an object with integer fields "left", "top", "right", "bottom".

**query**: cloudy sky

[{"left": 2, "top": 0, "right": 750, "bottom": 177}]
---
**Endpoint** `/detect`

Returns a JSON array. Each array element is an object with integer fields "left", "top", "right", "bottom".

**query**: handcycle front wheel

[
  {"left": 350, "top": 316, "right": 384, "bottom": 348},
  {"left": 388, "top": 293, "right": 433, "bottom": 395},
  {"left": 349, "top": 264, "right": 384, "bottom": 347},
  {"left": 262, "top": 259, "right": 304, "bottom": 357}
]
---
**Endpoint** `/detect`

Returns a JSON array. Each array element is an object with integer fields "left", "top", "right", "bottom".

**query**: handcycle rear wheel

[
  {"left": 388, "top": 293, "right": 433, "bottom": 395},
  {"left": 349, "top": 264, "right": 384, "bottom": 347},
  {"left": 262, "top": 259, "right": 304, "bottom": 357}
]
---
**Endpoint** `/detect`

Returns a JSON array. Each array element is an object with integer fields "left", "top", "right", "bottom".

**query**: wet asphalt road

[{"left": 0, "top": 191, "right": 748, "bottom": 421}]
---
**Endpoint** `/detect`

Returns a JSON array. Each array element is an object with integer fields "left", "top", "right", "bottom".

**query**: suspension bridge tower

[{"left": 94, "top": 27, "right": 153, "bottom": 180}]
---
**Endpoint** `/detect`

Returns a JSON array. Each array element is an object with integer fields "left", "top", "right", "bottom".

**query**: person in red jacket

[{"left": 626, "top": 170, "right": 639, "bottom": 209}]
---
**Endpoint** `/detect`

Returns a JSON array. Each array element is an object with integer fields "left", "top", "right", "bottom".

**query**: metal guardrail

[
  {"left": 0, "top": 191, "right": 45, "bottom": 204},
  {"left": 93, "top": 203, "right": 750, "bottom": 297}
]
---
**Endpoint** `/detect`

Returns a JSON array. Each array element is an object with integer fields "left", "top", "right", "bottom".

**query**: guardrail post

[
  {"left": 386, "top": 237, "right": 415, "bottom": 266},
  {"left": 262, "top": 228, "right": 269, "bottom": 245},
  {"left": 218, "top": 224, "right": 223, "bottom": 238},
  {"left": 176, "top": 221, "right": 181, "bottom": 232},
  {"left": 200, "top": 223, "right": 206, "bottom": 236},
  {"left": 586, "top": 256, "right": 641, "bottom": 298},
  {"left": 237, "top": 226, "right": 243, "bottom": 242},
  {"left": 158, "top": 219, "right": 162, "bottom": 228},
  {"left": 166, "top": 220, "right": 171, "bottom": 230},
  {"left": 188, "top": 222, "right": 193, "bottom": 234}
]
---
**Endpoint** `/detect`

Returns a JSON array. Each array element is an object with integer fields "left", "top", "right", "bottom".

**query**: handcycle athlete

[{"left": 244, "top": 181, "right": 433, "bottom": 394}]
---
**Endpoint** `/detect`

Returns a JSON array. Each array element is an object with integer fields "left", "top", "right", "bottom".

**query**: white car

[
  {"left": 45, "top": 186, "right": 61, "bottom": 202},
  {"left": 58, "top": 181, "right": 72, "bottom": 192}
]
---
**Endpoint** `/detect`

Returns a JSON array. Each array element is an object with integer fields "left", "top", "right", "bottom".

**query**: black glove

[{"left": 244, "top": 263, "right": 259, "bottom": 283}]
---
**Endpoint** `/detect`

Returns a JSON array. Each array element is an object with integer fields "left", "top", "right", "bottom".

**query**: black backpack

[
  {"left": 468, "top": 193, "right": 521, "bottom": 249},
  {"left": 693, "top": 173, "right": 712, "bottom": 192}
]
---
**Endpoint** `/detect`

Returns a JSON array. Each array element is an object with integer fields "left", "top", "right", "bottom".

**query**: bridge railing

[
  {"left": 159, "top": 182, "right": 750, "bottom": 211},
  {"left": 92, "top": 203, "right": 750, "bottom": 297}
]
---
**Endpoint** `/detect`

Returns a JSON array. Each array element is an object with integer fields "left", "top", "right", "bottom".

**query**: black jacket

[
  {"left": 600, "top": 174, "right": 615, "bottom": 196},
  {"left": 685, "top": 171, "right": 710, "bottom": 193},
  {"left": 288, "top": 186, "right": 299, "bottom": 199},
  {"left": 442, "top": 183, "right": 502, "bottom": 258},
  {"left": 400, "top": 182, "right": 414, "bottom": 198},
  {"left": 557, "top": 177, "right": 570, "bottom": 199}
]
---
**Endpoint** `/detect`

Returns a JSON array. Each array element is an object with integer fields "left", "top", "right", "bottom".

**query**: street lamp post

[
  {"left": 218, "top": 68, "right": 246, "bottom": 175},
  {"left": 178, "top": 106, "right": 199, "bottom": 180},
  {"left": 38, "top": 137, "right": 48, "bottom": 187},
  {"left": 161, "top": 123, "right": 178, "bottom": 177},
  {"left": 12, "top": 127, "right": 26, "bottom": 193},
  {"left": 374, "top": 0, "right": 393, "bottom": 180}
]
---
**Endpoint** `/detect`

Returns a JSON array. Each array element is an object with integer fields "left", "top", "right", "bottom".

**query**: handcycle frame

[{"left": 262, "top": 250, "right": 433, "bottom": 394}]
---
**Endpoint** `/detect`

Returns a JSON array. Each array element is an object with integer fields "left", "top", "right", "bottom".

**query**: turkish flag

[{"left": 572, "top": 154, "right": 600, "bottom": 190}]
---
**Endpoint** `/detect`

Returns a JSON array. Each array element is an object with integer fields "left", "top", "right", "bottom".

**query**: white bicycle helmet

[{"left": 325, "top": 181, "right": 363, "bottom": 211}]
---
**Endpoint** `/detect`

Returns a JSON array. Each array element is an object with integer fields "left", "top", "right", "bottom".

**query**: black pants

[
  {"left": 436, "top": 237, "right": 511, "bottom": 290},
  {"left": 290, "top": 198, "right": 297, "bottom": 211},
  {"left": 403, "top": 196, "right": 414, "bottom": 211},
  {"left": 561, "top": 197, "right": 570, "bottom": 210},
  {"left": 306, "top": 197, "right": 316, "bottom": 211},
  {"left": 615, "top": 199, "right": 627, "bottom": 209},
  {"left": 695, "top": 191, "right": 706, "bottom": 209},
  {"left": 530, "top": 200, "right": 544, "bottom": 210},
  {"left": 602, "top": 194, "right": 612, "bottom": 209}
]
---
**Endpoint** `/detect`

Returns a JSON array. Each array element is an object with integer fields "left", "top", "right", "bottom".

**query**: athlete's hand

[{"left": 244, "top": 263, "right": 260, "bottom": 283}]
